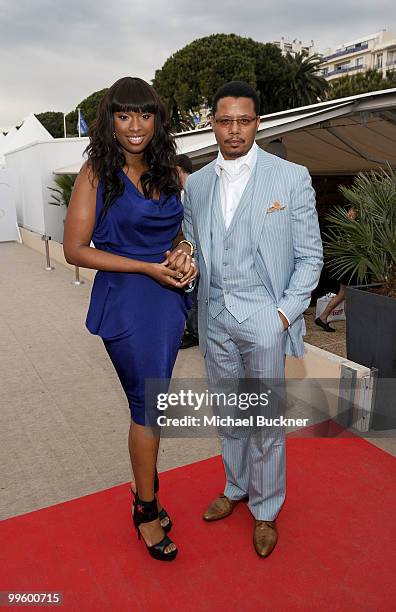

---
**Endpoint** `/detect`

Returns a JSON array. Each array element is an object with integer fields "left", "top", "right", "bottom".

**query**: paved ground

[
  {"left": 304, "top": 307, "right": 347, "bottom": 358},
  {"left": 1, "top": 242, "right": 394, "bottom": 521}
]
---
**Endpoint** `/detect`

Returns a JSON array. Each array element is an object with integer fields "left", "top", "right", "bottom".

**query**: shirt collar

[{"left": 215, "top": 142, "right": 258, "bottom": 177}]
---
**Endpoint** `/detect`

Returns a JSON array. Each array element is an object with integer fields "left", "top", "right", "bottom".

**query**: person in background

[
  {"left": 175, "top": 153, "right": 200, "bottom": 349},
  {"left": 315, "top": 207, "right": 357, "bottom": 332},
  {"left": 314, "top": 286, "right": 346, "bottom": 332},
  {"left": 175, "top": 153, "right": 193, "bottom": 194}
]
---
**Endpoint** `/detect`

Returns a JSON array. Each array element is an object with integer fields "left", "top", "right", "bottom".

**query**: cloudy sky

[{"left": 0, "top": 0, "right": 394, "bottom": 128}]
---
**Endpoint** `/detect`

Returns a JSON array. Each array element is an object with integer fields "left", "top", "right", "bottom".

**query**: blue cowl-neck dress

[{"left": 86, "top": 172, "right": 189, "bottom": 425}]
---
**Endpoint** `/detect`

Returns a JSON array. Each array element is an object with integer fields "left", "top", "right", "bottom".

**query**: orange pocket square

[{"left": 267, "top": 201, "right": 287, "bottom": 213}]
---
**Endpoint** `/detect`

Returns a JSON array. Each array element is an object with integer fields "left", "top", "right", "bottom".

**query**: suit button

[{"left": 205, "top": 299, "right": 208, "bottom": 304}]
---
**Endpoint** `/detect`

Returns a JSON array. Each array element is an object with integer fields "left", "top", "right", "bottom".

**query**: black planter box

[{"left": 346, "top": 285, "right": 396, "bottom": 430}]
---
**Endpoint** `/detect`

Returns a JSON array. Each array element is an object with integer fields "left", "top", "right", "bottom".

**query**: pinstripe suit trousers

[{"left": 205, "top": 305, "right": 287, "bottom": 521}]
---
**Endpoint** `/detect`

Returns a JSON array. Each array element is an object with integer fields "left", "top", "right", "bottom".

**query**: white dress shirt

[
  {"left": 214, "top": 142, "right": 289, "bottom": 327},
  {"left": 215, "top": 142, "right": 258, "bottom": 229}
]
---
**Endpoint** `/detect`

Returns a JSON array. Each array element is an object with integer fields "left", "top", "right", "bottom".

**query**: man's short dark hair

[
  {"left": 211, "top": 81, "right": 260, "bottom": 116},
  {"left": 175, "top": 153, "right": 193, "bottom": 174}
]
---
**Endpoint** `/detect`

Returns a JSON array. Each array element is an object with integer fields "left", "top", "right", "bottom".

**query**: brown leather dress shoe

[
  {"left": 203, "top": 494, "right": 246, "bottom": 521},
  {"left": 253, "top": 520, "right": 278, "bottom": 557}
]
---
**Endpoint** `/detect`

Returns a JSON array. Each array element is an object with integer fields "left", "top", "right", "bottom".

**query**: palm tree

[
  {"left": 323, "top": 168, "right": 396, "bottom": 298},
  {"left": 48, "top": 174, "right": 76, "bottom": 207},
  {"left": 280, "top": 52, "right": 329, "bottom": 108}
]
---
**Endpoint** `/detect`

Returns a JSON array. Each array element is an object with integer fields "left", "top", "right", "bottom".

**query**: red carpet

[{"left": 1, "top": 438, "right": 395, "bottom": 611}]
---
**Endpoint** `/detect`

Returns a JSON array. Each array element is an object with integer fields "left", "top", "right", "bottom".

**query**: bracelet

[
  {"left": 184, "top": 281, "right": 196, "bottom": 293},
  {"left": 177, "top": 239, "right": 194, "bottom": 256}
]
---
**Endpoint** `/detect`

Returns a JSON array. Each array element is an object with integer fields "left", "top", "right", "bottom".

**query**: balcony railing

[
  {"left": 327, "top": 64, "right": 366, "bottom": 77},
  {"left": 322, "top": 42, "right": 369, "bottom": 62}
]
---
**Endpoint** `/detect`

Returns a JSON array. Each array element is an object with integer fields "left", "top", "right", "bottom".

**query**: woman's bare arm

[
  {"left": 63, "top": 165, "right": 182, "bottom": 287},
  {"left": 63, "top": 165, "right": 145, "bottom": 272},
  {"left": 171, "top": 224, "right": 184, "bottom": 250}
]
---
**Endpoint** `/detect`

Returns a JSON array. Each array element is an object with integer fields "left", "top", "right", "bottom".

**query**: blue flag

[{"left": 77, "top": 111, "right": 89, "bottom": 136}]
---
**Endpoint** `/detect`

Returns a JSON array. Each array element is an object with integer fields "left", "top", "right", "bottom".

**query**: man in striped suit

[{"left": 183, "top": 81, "right": 323, "bottom": 557}]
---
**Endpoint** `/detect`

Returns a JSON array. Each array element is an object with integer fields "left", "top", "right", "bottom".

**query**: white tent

[
  {"left": 0, "top": 126, "right": 18, "bottom": 166},
  {"left": 1, "top": 126, "right": 18, "bottom": 148},
  {"left": 4, "top": 113, "right": 53, "bottom": 154},
  {"left": 1, "top": 114, "right": 53, "bottom": 167},
  {"left": 0, "top": 133, "right": 5, "bottom": 166},
  {"left": 54, "top": 88, "right": 396, "bottom": 176},
  {"left": 0, "top": 175, "right": 21, "bottom": 242},
  {"left": 0, "top": 115, "right": 53, "bottom": 240}
]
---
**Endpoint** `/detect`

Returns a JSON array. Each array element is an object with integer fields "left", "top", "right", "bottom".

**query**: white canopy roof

[
  {"left": 54, "top": 161, "right": 85, "bottom": 175},
  {"left": 54, "top": 88, "right": 396, "bottom": 176},
  {"left": 0, "top": 126, "right": 18, "bottom": 166},
  {"left": 1, "top": 114, "right": 53, "bottom": 164},
  {"left": 0, "top": 126, "right": 18, "bottom": 150}
]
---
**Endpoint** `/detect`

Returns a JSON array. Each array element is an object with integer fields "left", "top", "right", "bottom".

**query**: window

[
  {"left": 356, "top": 57, "right": 364, "bottom": 67},
  {"left": 387, "top": 50, "right": 396, "bottom": 65},
  {"left": 376, "top": 54, "right": 383, "bottom": 68}
]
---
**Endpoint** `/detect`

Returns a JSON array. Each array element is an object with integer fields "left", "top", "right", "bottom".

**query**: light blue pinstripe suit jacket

[{"left": 183, "top": 148, "right": 323, "bottom": 358}]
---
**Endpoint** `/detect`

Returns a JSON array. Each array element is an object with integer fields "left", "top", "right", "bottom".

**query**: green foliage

[
  {"left": 328, "top": 68, "right": 396, "bottom": 100},
  {"left": 153, "top": 34, "right": 295, "bottom": 131},
  {"left": 36, "top": 112, "right": 64, "bottom": 138},
  {"left": 323, "top": 168, "right": 396, "bottom": 296},
  {"left": 279, "top": 53, "right": 330, "bottom": 107},
  {"left": 48, "top": 174, "right": 76, "bottom": 207},
  {"left": 65, "top": 88, "right": 108, "bottom": 136},
  {"left": 153, "top": 35, "right": 330, "bottom": 131}
]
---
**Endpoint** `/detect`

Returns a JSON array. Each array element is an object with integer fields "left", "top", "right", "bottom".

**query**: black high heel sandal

[
  {"left": 133, "top": 495, "right": 178, "bottom": 561},
  {"left": 131, "top": 469, "right": 173, "bottom": 533},
  {"left": 154, "top": 469, "right": 173, "bottom": 533}
]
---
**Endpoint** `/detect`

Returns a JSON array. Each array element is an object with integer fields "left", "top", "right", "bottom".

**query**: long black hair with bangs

[{"left": 85, "top": 77, "right": 180, "bottom": 219}]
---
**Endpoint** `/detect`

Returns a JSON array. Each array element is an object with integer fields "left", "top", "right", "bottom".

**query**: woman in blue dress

[{"left": 63, "top": 77, "right": 196, "bottom": 561}]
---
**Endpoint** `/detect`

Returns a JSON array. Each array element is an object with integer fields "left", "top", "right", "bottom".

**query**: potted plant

[
  {"left": 48, "top": 173, "right": 76, "bottom": 208},
  {"left": 48, "top": 173, "right": 83, "bottom": 283},
  {"left": 323, "top": 167, "right": 396, "bottom": 430}
]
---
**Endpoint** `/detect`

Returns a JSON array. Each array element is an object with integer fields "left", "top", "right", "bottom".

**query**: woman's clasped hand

[
  {"left": 163, "top": 247, "right": 198, "bottom": 287},
  {"left": 143, "top": 249, "right": 197, "bottom": 289}
]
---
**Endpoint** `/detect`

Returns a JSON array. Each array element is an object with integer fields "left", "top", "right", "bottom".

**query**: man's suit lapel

[
  {"left": 250, "top": 149, "right": 278, "bottom": 251},
  {"left": 195, "top": 166, "right": 218, "bottom": 270}
]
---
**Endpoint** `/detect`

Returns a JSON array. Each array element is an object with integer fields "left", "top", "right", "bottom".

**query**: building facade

[
  {"left": 272, "top": 37, "right": 315, "bottom": 57},
  {"left": 320, "top": 30, "right": 396, "bottom": 81}
]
